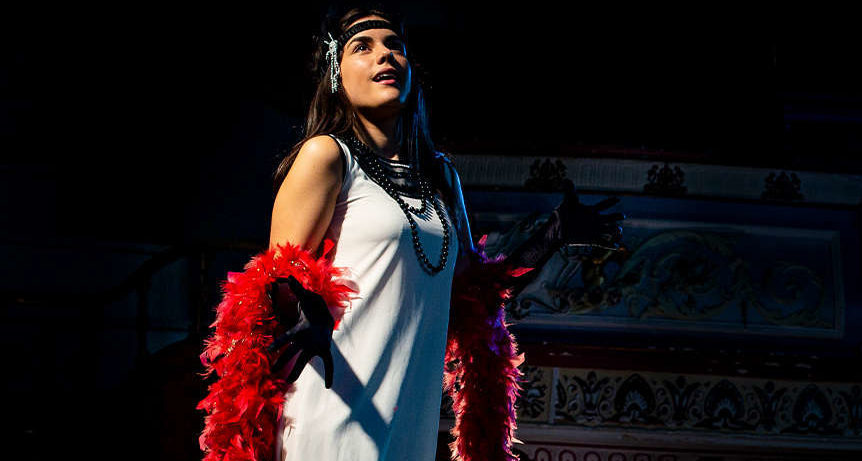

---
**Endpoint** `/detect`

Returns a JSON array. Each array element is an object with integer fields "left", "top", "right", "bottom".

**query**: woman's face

[{"left": 339, "top": 15, "right": 412, "bottom": 117}]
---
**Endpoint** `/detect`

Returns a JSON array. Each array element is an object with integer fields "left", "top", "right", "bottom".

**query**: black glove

[
  {"left": 506, "top": 180, "right": 625, "bottom": 270},
  {"left": 266, "top": 275, "right": 336, "bottom": 388}
]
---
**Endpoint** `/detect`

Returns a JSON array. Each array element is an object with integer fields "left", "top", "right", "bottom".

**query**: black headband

[
  {"left": 323, "top": 19, "right": 404, "bottom": 94},
  {"left": 336, "top": 19, "right": 402, "bottom": 49}
]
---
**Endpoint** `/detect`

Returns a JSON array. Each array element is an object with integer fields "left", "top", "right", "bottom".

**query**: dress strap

[
  {"left": 327, "top": 134, "right": 352, "bottom": 185},
  {"left": 440, "top": 158, "right": 476, "bottom": 254}
]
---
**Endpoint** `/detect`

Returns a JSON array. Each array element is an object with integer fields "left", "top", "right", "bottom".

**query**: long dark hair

[{"left": 272, "top": 2, "right": 454, "bottom": 207}]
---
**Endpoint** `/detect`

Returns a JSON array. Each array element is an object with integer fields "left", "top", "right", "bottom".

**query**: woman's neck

[{"left": 355, "top": 113, "right": 403, "bottom": 161}]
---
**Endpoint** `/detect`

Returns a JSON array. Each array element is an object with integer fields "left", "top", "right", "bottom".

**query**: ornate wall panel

[
  {"left": 441, "top": 365, "right": 862, "bottom": 459},
  {"left": 437, "top": 155, "right": 862, "bottom": 460},
  {"left": 494, "top": 218, "right": 845, "bottom": 338}
]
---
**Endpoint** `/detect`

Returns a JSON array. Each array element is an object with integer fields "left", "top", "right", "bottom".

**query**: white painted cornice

[{"left": 454, "top": 155, "right": 862, "bottom": 206}]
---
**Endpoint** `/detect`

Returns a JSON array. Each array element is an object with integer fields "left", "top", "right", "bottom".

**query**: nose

[{"left": 377, "top": 50, "right": 395, "bottom": 63}]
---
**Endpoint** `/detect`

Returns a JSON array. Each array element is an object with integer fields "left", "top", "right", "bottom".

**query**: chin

[
  {"left": 373, "top": 95, "right": 407, "bottom": 111},
  {"left": 353, "top": 93, "right": 408, "bottom": 114}
]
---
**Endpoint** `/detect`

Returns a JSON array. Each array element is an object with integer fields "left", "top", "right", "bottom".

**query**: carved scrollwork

[
  {"left": 542, "top": 368, "right": 859, "bottom": 437},
  {"left": 516, "top": 365, "right": 549, "bottom": 420},
  {"left": 509, "top": 228, "right": 833, "bottom": 332},
  {"left": 525, "top": 158, "right": 570, "bottom": 192},
  {"left": 762, "top": 171, "right": 804, "bottom": 202},
  {"left": 644, "top": 162, "right": 687, "bottom": 196}
]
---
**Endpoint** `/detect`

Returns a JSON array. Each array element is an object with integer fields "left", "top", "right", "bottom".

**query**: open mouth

[{"left": 373, "top": 73, "right": 400, "bottom": 85}]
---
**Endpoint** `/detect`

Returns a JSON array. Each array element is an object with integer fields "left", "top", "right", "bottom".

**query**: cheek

[{"left": 340, "top": 67, "right": 368, "bottom": 102}]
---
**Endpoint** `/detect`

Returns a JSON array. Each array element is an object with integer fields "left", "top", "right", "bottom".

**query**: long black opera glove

[
  {"left": 266, "top": 275, "right": 336, "bottom": 389},
  {"left": 505, "top": 180, "right": 626, "bottom": 273}
]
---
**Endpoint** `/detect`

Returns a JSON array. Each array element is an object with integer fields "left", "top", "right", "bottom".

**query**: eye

[
  {"left": 387, "top": 40, "right": 405, "bottom": 53},
  {"left": 354, "top": 43, "right": 369, "bottom": 52}
]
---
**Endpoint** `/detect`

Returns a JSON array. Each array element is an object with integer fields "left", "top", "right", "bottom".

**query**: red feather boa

[
  {"left": 444, "top": 235, "right": 530, "bottom": 461},
  {"left": 196, "top": 237, "right": 529, "bottom": 461},
  {"left": 196, "top": 240, "right": 354, "bottom": 461}
]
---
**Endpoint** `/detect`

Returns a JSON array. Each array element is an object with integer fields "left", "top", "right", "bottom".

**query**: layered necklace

[{"left": 343, "top": 134, "right": 450, "bottom": 275}]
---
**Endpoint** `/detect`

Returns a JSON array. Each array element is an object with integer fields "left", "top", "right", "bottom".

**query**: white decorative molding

[
  {"left": 438, "top": 420, "right": 862, "bottom": 460},
  {"left": 454, "top": 155, "right": 862, "bottom": 205},
  {"left": 440, "top": 366, "right": 862, "bottom": 458}
]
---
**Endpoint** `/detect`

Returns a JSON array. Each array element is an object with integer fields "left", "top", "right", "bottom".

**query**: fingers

[
  {"left": 267, "top": 329, "right": 298, "bottom": 354},
  {"left": 322, "top": 350, "right": 334, "bottom": 389},
  {"left": 271, "top": 341, "right": 302, "bottom": 373},
  {"left": 285, "top": 276, "right": 331, "bottom": 320},
  {"left": 285, "top": 275, "right": 307, "bottom": 296},
  {"left": 599, "top": 212, "right": 626, "bottom": 223},
  {"left": 589, "top": 196, "right": 620, "bottom": 211},
  {"left": 599, "top": 233, "right": 622, "bottom": 244},
  {"left": 599, "top": 224, "right": 624, "bottom": 244},
  {"left": 284, "top": 349, "right": 314, "bottom": 384},
  {"left": 281, "top": 349, "right": 333, "bottom": 389}
]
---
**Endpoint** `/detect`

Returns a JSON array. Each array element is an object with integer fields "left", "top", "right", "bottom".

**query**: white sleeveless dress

[{"left": 276, "top": 134, "right": 458, "bottom": 461}]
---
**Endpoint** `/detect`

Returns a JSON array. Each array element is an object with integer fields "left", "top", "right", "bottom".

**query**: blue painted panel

[{"left": 466, "top": 190, "right": 859, "bottom": 343}]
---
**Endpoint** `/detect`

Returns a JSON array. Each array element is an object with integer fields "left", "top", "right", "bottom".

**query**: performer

[{"left": 197, "top": 3, "right": 624, "bottom": 461}]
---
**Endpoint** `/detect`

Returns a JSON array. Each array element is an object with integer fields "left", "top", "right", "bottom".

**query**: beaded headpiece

[{"left": 323, "top": 19, "right": 403, "bottom": 93}]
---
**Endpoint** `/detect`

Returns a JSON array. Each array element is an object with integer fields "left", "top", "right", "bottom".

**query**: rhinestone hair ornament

[{"left": 323, "top": 19, "right": 403, "bottom": 94}]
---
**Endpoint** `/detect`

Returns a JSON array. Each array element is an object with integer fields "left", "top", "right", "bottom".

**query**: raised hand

[
  {"left": 505, "top": 180, "right": 625, "bottom": 271},
  {"left": 266, "top": 275, "right": 336, "bottom": 388},
  {"left": 554, "top": 180, "right": 625, "bottom": 248}
]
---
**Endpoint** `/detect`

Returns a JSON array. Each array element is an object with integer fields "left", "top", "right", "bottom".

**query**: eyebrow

[{"left": 347, "top": 34, "right": 403, "bottom": 47}]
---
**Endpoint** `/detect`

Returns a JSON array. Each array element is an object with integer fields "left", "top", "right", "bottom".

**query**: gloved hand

[
  {"left": 555, "top": 180, "right": 625, "bottom": 246},
  {"left": 506, "top": 180, "right": 625, "bottom": 270},
  {"left": 266, "top": 275, "right": 336, "bottom": 388}
]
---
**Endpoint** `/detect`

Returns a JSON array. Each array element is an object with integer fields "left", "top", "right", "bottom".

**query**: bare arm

[{"left": 269, "top": 135, "right": 344, "bottom": 253}]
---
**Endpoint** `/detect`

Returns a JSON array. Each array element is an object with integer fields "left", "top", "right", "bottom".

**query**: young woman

[{"left": 198, "top": 4, "right": 623, "bottom": 461}]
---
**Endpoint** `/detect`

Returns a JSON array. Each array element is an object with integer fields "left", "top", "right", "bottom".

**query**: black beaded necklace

[
  {"left": 343, "top": 134, "right": 450, "bottom": 275},
  {"left": 375, "top": 155, "right": 431, "bottom": 211}
]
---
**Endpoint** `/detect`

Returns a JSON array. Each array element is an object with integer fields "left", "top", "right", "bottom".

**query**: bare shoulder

[
  {"left": 292, "top": 135, "right": 343, "bottom": 175},
  {"left": 299, "top": 134, "right": 341, "bottom": 159},
  {"left": 278, "top": 135, "right": 343, "bottom": 191},
  {"left": 270, "top": 135, "right": 344, "bottom": 251}
]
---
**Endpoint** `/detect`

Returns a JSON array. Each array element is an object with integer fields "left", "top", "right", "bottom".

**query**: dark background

[
  {"left": 2, "top": 1, "right": 860, "bottom": 459},
  {"left": 3, "top": 2, "right": 860, "bottom": 245}
]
